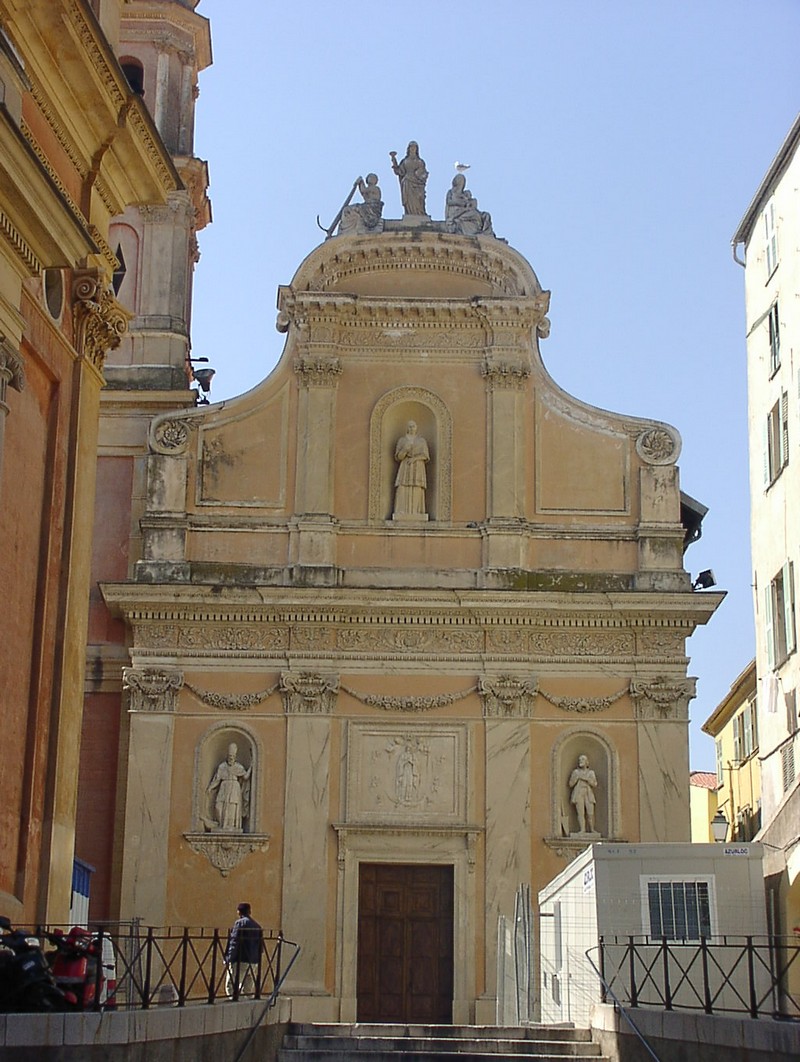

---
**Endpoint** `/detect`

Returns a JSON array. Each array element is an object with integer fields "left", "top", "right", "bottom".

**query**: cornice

[
  {"left": 121, "top": 4, "right": 213, "bottom": 70},
  {"left": 102, "top": 583, "right": 723, "bottom": 626},
  {"left": 0, "top": 205, "right": 41, "bottom": 274},
  {"left": 293, "top": 235, "right": 541, "bottom": 299}
]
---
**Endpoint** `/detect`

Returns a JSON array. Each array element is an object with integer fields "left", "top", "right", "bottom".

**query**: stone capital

[
  {"left": 478, "top": 674, "right": 538, "bottom": 718},
  {"left": 72, "top": 269, "right": 131, "bottom": 370},
  {"left": 293, "top": 356, "right": 343, "bottom": 388},
  {"left": 629, "top": 676, "right": 696, "bottom": 719},
  {"left": 0, "top": 335, "right": 25, "bottom": 403},
  {"left": 123, "top": 667, "right": 184, "bottom": 712},
  {"left": 280, "top": 671, "right": 339, "bottom": 714},
  {"left": 481, "top": 358, "right": 530, "bottom": 390}
]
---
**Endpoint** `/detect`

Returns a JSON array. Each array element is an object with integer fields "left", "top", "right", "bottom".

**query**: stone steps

[{"left": 278, "top": 1023, "right": 603, "bottom": 1062}]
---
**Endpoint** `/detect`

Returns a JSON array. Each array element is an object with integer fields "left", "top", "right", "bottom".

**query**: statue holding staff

[{"left": 389, "top": 141, "right": 429, "bottom": 216}]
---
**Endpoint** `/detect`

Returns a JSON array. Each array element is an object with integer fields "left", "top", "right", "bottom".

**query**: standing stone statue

[
  {"left": 339, "top": 174, "right": 384, "bottom": 235},
  {"left": 207, "top": 743, "right": 251, "bottom": 831},
  {"left": 389, "top": 141, "right": 429, "bottom": 216},
  {"left": 569, "top": 754, "right": 598, "bottom": 834},
  {"left": 445, "top": 174, "right": 493, "bottom": 235},
  {"left": 393, "top": 420, "right": 430, "bottom": 518}
]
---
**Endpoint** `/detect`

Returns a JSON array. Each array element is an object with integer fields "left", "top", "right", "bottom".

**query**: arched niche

[
  {"left": 192, "top": 723, "right": 260, "bottom": 835},
  {"left": 550, "top": 728, "right": 620, "bottom": 840},
  {"left": 368, "top": 386, "right": 452, "bottom": 523},
  {"left": 108, "top": 222, "right": 140, "bottom": 312}
]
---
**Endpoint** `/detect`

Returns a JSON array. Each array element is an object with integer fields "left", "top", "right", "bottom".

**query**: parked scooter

[
  {"left": 0, "top": 916, "right": 68, "bottom": 1012},
  {"left": 46, "top": 927, "right": 117, "bottom": 1010}
]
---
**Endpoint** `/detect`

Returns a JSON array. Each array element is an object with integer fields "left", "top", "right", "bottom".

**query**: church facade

[{"left": 100, "top": 158, "right": 721, "bottom": 1022}]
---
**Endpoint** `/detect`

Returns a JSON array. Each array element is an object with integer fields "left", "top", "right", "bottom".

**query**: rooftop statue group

[{"left": 333, "top": 141, "right": 493, "bottom": 237}]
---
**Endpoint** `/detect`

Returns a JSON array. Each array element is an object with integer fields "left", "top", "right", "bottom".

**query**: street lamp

[{"left": 711, "top": 809, "right": 728, "bottom": 843}]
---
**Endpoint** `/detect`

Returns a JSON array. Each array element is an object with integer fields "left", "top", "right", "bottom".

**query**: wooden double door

[{"left": 357, "top": 863, "right": 454, "bottom": 1023}]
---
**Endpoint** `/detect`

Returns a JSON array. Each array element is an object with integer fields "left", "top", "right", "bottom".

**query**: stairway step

[
  {"left": 287, "top": 1025, "right": 592, "bottom": 1042},
  {"left": 283, "top": 1036, "right": 600, "bottom": 1056},
  {"left": 279, "top": 1053, "right": 608, "bottom": 1062}
]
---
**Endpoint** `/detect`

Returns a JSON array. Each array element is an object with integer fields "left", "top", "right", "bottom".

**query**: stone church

[{"left": 94, "top": 148, "right": 721, "bottom": 1023}]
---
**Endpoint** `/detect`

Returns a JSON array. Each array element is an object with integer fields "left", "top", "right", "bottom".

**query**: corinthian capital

[
  {"left": 0, "top": 335, "right": 25, "bottom": 402},
  {"left": 293, "top": 356, "right": 343, "bottom": 388},
  {"left": 72, "top": 269, "right": 132, "bottom": 370},
  {"left": 280, "top": 671, "right": 339, "bottom": 714},
  {"left": 629, "top": 676, "right": 696, "bottom": 720},
  {"left": 479, "top": 674, "right": 538, "bottom": 718},
  {"left": 123, "top": 667, "right": 184, "bottom": 712}
]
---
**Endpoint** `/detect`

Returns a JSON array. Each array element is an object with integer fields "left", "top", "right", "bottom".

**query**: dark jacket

[{"left": 226, "top": 915, "right": 263, "bottom": 965}]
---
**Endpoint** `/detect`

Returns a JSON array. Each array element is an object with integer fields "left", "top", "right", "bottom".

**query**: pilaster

[
  {"left": 280, "top": 672, "right": 337, "bottom": 995},
  {"left": 118, "top": 667, "right": 183, "bottom": 923}
]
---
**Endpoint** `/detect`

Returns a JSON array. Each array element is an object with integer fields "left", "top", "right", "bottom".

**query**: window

[
  {"left": 764, "top": 198, "right": 779, "bottom": 277},
  {"left": 768, "top": 302, "right": 780, "bottom": 374},
  {"left": 644, "top": 880, "right": 712, "bottom": 940},
  {"left": 764, "top": 562, "right": 797, "bottom": 669},
  {"left": 112, "top": 244, "right": 127, "bottom": 296},
  {"left": 764, "top": 392, "right": 789, "bottom": 485},
  {"left": 120, "top": 58, "right": 145, "bottom": 97},
  {"left": 733, "top": 698, "right": 758, "bottom": 763}
]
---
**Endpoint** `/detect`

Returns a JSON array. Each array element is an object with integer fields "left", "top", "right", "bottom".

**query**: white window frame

[
  {"left": 768, "top": 301, "right": 780, "bottom": 375},
  {"left": 764, "top": 198, "right": 779, "bottom": 277},
  {"left": 764, "top": 561, "right": 797, "bottom": 669},
  {"left": 764, "top": 392, "right": 789, "bottom": 486},
  {"left": 640, "top": 875, "right": 717, "bottom": 941}
]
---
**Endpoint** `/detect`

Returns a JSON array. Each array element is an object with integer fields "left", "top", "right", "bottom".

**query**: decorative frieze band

[
  {"left": 341, "top": 684, "right": 476, "bottom": 713},
  {"left": 184, "top": 682, "right": 279, "bottom": 710},
  {"left": 538, "top": 687, "right": 628, "bottom": 714},
  {"left": 124, "top": 667, "right": 184, "bottom": 712}
]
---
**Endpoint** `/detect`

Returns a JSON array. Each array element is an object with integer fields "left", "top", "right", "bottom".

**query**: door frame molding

[{"left": 333, "top": 824, "right": 482, "bottom": 1023}]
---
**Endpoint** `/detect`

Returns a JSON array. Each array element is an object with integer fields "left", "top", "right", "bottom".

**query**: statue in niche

[
  {"left": 393, "top": 420, "right": 430, "bottom": 518},
  {"left": 207, "top": 742, "right": 251, "bottom": 832},
  {"left": 389, "top": 141, "right": 428, "bottom": 216},
  {"left": 569, "top": 754, "right": 598, "bottom": 835},
  {"left": 339, "top": 174, "right": 384, "bottom": 235},
  {"left": 445, "top": 174, "right": 493, "bottom": 236}
]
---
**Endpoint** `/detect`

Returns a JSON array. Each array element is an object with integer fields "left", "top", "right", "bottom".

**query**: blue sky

[{"left": 191, "top": 1, "right": 799, "bottom": 769}]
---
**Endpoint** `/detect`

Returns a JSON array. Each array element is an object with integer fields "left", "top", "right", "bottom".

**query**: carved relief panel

[{"left": 345, "top": 723, "right": 466, "bottom": 824}]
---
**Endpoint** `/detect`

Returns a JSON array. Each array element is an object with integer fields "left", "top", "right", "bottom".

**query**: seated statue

[
  {"left": 445, "top": 174, "right": 493, "bottom": 236},
  {"left": 339, "top": 174, "right": 384, "bottom": 235}
]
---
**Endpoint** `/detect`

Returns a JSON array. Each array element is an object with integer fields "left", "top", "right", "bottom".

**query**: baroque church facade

[{"left": 88, "top": 141, "right": 723, "bottom": 1022}]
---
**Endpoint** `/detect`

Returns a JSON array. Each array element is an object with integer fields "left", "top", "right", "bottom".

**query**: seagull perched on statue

[{"left": 454, "top": 161, "right": 471, "bottom": 173}]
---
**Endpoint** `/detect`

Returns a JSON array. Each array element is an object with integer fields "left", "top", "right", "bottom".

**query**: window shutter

[
  {"left": 784, "top": 560, "right": 796, "bottom": 656},
  {"left": 764, "top": 583, "right": 775, "bottom": 669},
  {"left": 733, "top": 716, "right": 742, "bottom": 764},
  {"left": 780, "top": 391, "right": 789, "bottom": 469},
  {"left": 763, "top": 417, "right": 770, "bottom": 486}
]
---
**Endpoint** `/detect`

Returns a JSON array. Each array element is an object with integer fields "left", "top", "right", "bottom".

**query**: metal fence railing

[
  {"left": 598, "top": 935, "right": 800, "bottom": 1020},
  {"left": 36, "top": 924, "right": 300, "bottom": 1011}
]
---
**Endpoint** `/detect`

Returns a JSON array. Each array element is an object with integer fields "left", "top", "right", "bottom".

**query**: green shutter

[
  {"left": 764, "top": 582, "right": 775, "bottom": 669},
  {"left": 784, "top": 561, "right": 796, "bottom": 656}
]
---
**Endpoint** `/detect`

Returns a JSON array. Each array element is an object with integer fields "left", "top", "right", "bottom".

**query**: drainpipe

[{"left": 732, "top": 239, "right": 746, "bottom": 268}]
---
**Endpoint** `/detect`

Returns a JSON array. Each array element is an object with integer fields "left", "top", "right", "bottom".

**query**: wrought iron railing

[
  {"left": 598, "top": 935, "right": 800, "bottom": 1020},
  {"left": 37, "top": 923, "right": 300, "bottom": 1010}
]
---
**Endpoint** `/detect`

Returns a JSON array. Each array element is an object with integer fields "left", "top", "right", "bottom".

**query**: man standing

[{"left": 225, "top": 902, "right": 263, "bottom": 998}]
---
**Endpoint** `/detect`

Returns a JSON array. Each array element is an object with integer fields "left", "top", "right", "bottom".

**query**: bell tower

[{"left": 76, "top": 0, "right": 212, "bottom": 919}]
